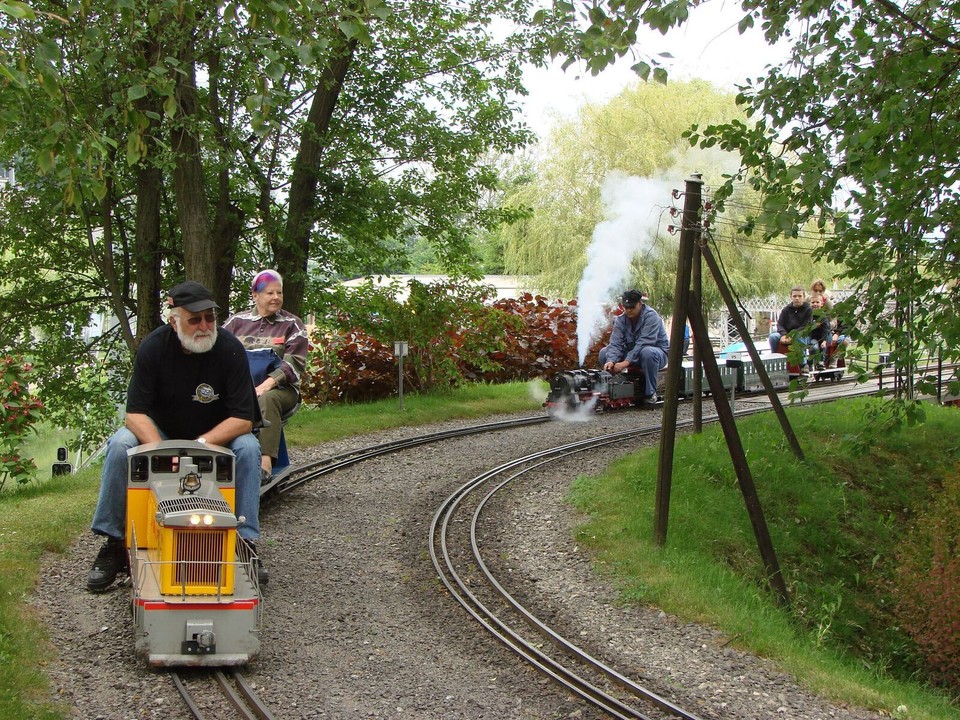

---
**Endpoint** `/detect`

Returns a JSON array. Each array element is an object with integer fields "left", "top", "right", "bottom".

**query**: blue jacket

[{"left": 606, "top": 305, "right": 669, "bottom": 364}]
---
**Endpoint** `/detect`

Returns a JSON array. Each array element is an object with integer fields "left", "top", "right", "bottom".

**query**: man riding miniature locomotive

[
  {"left": 597, "top": 289, "right": 669, "bottom": 407},
  {"left": 86, "top": 281, "right": 269, "bottom": 592}
]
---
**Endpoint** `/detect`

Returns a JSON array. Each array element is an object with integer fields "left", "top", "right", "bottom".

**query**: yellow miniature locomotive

[{"left": 126, "top": 440, "right": 261, "bottom": 666}]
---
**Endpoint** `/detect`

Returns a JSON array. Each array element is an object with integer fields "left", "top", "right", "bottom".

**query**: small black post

[{"left": 52, "top": 446, "right": 72, "bottom": 476}]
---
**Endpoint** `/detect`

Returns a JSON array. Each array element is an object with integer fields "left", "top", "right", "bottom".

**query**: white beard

[{"left": 177, "top": 323, "right": 218, "bottom": 354}]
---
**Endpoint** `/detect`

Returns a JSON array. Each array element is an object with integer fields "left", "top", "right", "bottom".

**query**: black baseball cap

[
  {"left": 621, "top": 289, "right": 643, "bottom": 308},
  {"left": 167, "top": 281, "right": 220, "bottom": 313}
]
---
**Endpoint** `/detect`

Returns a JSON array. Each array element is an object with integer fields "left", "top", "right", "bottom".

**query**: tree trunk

[
  {"left": 99, "top": 181, "right": 138, "bottom": 353},
  {"left": 171, "top": 56, "right": 214, "bottom": 290},
  {"left": 281, "top": 36, "right": 358, "bottom": 316},
  {"left": 134, "top": 162, "right": 163, "bottom": 344},
  {"left": 212, "top": 168, "right": 244, "bottom": 312}
]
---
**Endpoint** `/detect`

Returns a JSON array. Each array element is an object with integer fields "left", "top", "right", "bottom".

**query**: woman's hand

[{"left": 255, "top": 377, "right": 278, "bottom": 397}]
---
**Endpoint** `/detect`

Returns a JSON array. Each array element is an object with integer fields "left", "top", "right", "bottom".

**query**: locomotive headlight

[
  {"left": 203, "top": 514, "right": 214, "bottom": 526},
  {"left": 189, "top": 514, "right": 201, "bottom": 526}
]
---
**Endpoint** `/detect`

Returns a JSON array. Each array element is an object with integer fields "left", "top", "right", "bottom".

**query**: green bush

[
  {"left": 0, "top": 355, "right": 44, "bottom": 490},
  {"left": 302, "top": 277, "right": 515, "bottom": 403}
]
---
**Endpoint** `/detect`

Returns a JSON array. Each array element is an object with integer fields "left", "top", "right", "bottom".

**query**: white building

[{"left": 339, "top": 274, "right": 536, "bottom": 302}]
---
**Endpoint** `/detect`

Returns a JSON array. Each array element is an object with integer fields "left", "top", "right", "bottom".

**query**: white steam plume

[{"left": 576, "top": 171, "right": 672, "bottom": 365}]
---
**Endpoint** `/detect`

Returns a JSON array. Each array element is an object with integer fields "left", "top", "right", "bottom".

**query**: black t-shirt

[{"left": 126, "top": 325, "right": 257, "bottom": 439}]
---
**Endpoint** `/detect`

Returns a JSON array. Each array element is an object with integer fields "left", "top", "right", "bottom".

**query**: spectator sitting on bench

[
  {"left": 828, "top": 308, "right": 852, "bottom": 368},
  {"left": 769, "top": 286, "right": 813, "bottom": 357},
  {"left": 808, "top": 294, "right": 832, "bottom": 370},
  {"left": 224, "top": 270, "right": 309, "bottom": 483}
]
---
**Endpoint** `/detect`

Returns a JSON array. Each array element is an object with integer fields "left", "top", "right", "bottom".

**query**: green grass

[
  {"left": 18, "top": 425, "right": 80, "bottom": 484},
  {"left": 285, "top": 379, "right": 548, "bottom": 446},
  {"left": 568, "top": 396, "right": 960, "bottom": 719},
  {"left": 0, "top": 471, "right": 100, "bottom": 719},
  {"left": 3, "top": 385, "right": 959, "bottom": 719}
]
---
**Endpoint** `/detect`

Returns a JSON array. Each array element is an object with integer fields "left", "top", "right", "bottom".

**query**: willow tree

[
  {"left": 539, "top": 0, "right": 960, "bottom": 403},
  {"left": 498, "top": 79, "right": 833, "bottom": 307}
]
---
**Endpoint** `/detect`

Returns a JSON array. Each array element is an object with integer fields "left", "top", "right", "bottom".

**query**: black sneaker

[
  {"left": 255, "top": 556, "right": 269, "bottom": 586},
  {"left": 260, "top": 468, "right": 272, "bottom": 485},
  {"left": 244, "top": 539, "right": 269, "bottom": 586},
  {"left": 86, "top": 536, "right": 129, "bottom": 593}
]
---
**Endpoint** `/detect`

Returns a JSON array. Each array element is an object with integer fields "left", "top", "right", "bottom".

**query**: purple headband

[{"left": 252, "top": 270, "right": 282, "bottom": 294}]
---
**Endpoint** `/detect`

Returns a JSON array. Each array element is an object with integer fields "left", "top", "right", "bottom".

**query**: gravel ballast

[{"left": 31, "top": 409, "right": 888, "bottom": 719}]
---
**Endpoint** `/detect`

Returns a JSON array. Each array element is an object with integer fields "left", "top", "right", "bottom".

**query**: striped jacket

[{"left": 222, "top": 309, "right": 309, "bottom": 393}]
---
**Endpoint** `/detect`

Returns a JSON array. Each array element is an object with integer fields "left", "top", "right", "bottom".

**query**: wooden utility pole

[
  {"left": 692, "top": 223, "right": 703, "bottom": 432},
  {"left": 687, "top": 299, "right": 790, "bottom": 606},
  {"left": 654, "top": 175, "right": 700, "bottom": 547},
  {"left": 653, "top": 174, "right": 791, "bottom": 606},
  {"left": 699, "top": 243, "right": 804, "bottom": 460}
]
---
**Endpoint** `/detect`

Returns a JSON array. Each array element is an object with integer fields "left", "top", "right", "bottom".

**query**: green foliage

[
  {"left": 0, "top": 355, "right": 43, "bottom": 489},
  {"left": 0, "top": 0, "right": 566, "bottom": 445},
  {"left": 683, "top": 0, "right": 960, "bottom": 400},
  {"left": 530, "top": 0, "right": 694, "bottom": 78},
  {"left": 497, "top": 79, "right": 832, "bottom": 306}
]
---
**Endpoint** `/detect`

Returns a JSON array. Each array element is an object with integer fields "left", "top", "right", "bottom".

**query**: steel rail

[
  {"left": 430, "top": 428, "right": 702, "bottom": 720},
  {"left": 171, "top": 670, "right": 275, "bottom": 720},
  {"left": 171, "top": 671, "right": 208, "bottom": 720},
  {"left": 272, "top": 415, "right": 550, "bottom": 495}
]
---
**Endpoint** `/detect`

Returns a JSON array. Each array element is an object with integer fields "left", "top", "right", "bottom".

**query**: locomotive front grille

[
  {"left": 174, "top": 530, "right": 227, "bottom": 585},
  {"left": 158, "top": 527, "right": 236, "bottom": 596}
]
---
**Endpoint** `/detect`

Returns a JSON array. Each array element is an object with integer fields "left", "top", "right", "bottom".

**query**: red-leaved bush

[
  {"left": 299, "top": 280, "right": 614, "bottom": 405},
  {"left": 1, "top": 355, "right": 44, "bottom": 489},
  {"left": 895, "top": 473, "right": 960, "bottom": 692}
]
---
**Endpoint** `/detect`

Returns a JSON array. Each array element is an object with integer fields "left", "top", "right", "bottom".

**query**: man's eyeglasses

[{"left": 180, "top": 313, "right": 217, "bottom": 326}]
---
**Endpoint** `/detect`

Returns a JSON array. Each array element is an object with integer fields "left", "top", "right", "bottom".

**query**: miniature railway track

[
  {"left": 259, "top": 379, "right": 882, "bottom": 718},
  {"left": 428, "top": 379, "right": 898, "bottom": 719},
  {"left": 430, "top": 423, "right": 705, "bottom": 720},
  {"left": 269, "top": 414, "right": 551, "bottom": 496},
  {"left": 172, "top": 669, "right": 275, "bottom": 720}
]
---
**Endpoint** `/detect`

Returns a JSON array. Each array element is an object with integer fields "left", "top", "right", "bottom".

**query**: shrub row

[{"left": 299, "top": 279, "right": 610, "bottom": 405}]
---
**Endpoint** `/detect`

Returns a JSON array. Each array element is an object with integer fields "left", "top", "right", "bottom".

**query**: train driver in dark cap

[
  {"left": 86, "top": 280, "right": 267, "bottom": 592},
  {"left": 597, "top": 289, "right": 670, "bottom": 406}
]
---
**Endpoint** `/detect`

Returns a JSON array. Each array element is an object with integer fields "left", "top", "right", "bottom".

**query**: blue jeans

[
  {"left": 598, "top": 345, "right": 668, "bottom": 398},
  {"left": 91, "top": 427, "right": 262, "bottom": 541},
  {"left": 769, "top": 334, "right": 817, "bottom": 365}
]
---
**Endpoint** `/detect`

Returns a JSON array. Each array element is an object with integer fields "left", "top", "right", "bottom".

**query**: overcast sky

[{"left": 520, "top": 1, "right": 793, "bottom": 138}]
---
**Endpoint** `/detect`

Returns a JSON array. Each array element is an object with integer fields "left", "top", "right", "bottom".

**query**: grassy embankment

[{"left": 1, "top": 385, "right": 958, "bottom": 719}]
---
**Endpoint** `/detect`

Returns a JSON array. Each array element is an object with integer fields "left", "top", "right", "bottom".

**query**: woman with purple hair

[{"left": 224, "top": 270, "right": 309, "bottom": 482}]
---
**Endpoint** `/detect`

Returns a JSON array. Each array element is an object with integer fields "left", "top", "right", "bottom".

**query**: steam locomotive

[
  {"left": 126, "top": 440, "right": 261, "bottom": 666},
  {"left": 544, "top": 353, "right": 794, "bottom": 415}
]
